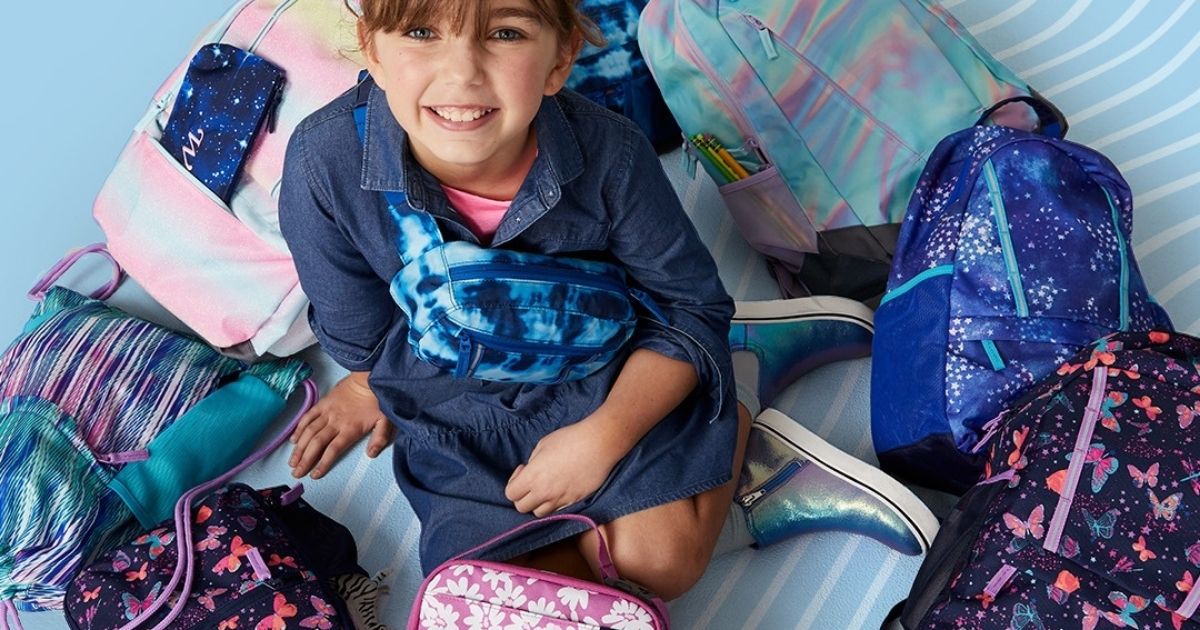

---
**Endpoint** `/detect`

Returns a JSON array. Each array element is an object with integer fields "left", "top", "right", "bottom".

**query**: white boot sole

[
  {"left": 732, "top": 296, "right": 875, "bottom": 333},
  {"left": 754, "top": 407, "right": 940, "bottom": 551}
]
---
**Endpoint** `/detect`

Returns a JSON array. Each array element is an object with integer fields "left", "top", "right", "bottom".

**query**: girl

[
  {"left": 280, "top": 0, "right": 747, "bottom": 600},
  {"left": 279, "top": 0, "right": 936, "bottom": 602}
]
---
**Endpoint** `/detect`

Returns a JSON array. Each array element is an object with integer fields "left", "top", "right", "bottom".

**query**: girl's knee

[{"left": 597, "top": 526, "right": 714, "bottom": 600}]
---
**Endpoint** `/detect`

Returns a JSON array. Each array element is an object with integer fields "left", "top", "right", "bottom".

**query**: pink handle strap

[
  {"left": 1, "top": 600, "right": 26, "bottom": 630},
  {"left": 453, "top": 513, "right": 619, "bottom": 584},
  {"left": 27, "top": 243, "right": 124, "bottom": 301},
  {"left": 119, "top": 378, "right": 319, "bottom": 630}
]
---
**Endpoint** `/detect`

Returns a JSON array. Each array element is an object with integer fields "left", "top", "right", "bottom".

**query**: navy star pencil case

[{"left": 160, "top": 43, "right": 285, "bottom": 204}]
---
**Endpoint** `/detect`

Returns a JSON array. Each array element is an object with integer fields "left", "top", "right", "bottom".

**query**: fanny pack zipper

[{"left": 449, "top": 263, "right": 628, "bottom": 297}]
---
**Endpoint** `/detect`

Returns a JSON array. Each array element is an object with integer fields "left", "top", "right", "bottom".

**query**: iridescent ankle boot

[
  {"left": 729, "top": 296, "right": 874, "bottom": 408},
  {"left": 736, "top": 409, "right": 940, "bottom": 556}
]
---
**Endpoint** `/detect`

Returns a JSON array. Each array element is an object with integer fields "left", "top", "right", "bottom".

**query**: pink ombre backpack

[
  {"left": 411, "top": 514, "right": 670, "bottom": 630},
  {"left": 93, "top": 0, "right": 364, "bottom": 359}
]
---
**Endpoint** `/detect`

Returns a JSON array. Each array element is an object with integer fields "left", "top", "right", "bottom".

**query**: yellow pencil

[
  {"left": 701, "top": 135, "right": 751, "bottom": 180},
  {"left": 692, "top": 135, "right": 737, "bottom": 183}
]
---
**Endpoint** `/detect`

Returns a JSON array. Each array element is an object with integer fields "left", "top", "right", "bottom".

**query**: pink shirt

[{"left": 440, "top": 184, "right": 511, "bottom": 243}]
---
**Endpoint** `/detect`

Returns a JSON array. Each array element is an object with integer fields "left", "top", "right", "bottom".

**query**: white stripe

[
  {"left": 332, "top": 449, "right": 378, "bottom": 520},
  {"left": 1042, "top": 0, "right": 1196, "bottom": 99},
  {"left": 1139, "top": 171, "right": 1200, "bottom": 207},
  {"left": 1118, "top": 131, "right": 1200, "bottom": 172},
  {"left": 994, "top": 0, "right": 1092, "bottom": 61},
  {"left": 1090, "top": 84, "right": 1200, "bottom": 150},
  {"left": 796, "top": 540, "right": 864, "bottom": 630},
  {"left": 1154, "top": 262, "right": 1200, "bottom": 305},
  {"left": 357, "top": 484, "right": 402, "bottom": 552},
  {"left": 939, "top": 0, "right": 967, "bottom": 10},
  {"left": 966, "top": 0, "right": 1036, "bottom": 36},
  {"left": 1067, "top": 29, "right": 1200, "bottom": 125},
  {"left": 692, "top": 551, "right": 756, "bottom": 629},
  {"left": 741, "top": 537, "right": 815, "bottom": 629},
  {"left": 1181, "top": 314, "right": 1200, "bottom": 336},
  {"left": 708, "top": 211, "right": 737, "bottom": 269},
  {"left": 1020, "top": 0, "right": 1150, "bottom": 78},
  {"left": 1134, "top": 214, "right": 1200, "bottom": 259},
  {"left": 732, "top": 249, "right": 763, "bottom": 300},
  {"left": 383, "top": 513, "right": 423, "bottom": 573},
  {"left": 818, "top": 360, "right": 865, "bottom": 436},
  {"left": 845, "top": 553, "right": 903, "bottom": 630}
]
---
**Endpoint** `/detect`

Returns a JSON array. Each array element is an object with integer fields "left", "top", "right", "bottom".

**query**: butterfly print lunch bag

[
  {"left": 900, "top": 331, "right": 1200, "bottom": 629},
  {"left": 64, "top": 483, "right": 364, "bottom": 630}
]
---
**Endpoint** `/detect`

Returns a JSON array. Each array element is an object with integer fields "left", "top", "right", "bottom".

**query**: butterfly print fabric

[{"left": 909, "top": 332, "right": 1200, "bottom": 628}]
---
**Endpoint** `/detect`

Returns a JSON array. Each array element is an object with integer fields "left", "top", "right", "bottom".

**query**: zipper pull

[
  {"left": 682, "top": 135, "right": 699, "bottom": 179},
  {"left": 737, "top": 488, "right": 767, "bottom": 509},
  {"left": 266, "top": 78, "right": 286, "bottom": 133},
  {"left": 744, "top": 14, "right": 779, "bottom": 60}
]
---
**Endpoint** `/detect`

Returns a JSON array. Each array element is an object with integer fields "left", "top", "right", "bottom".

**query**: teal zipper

[
  {"left": 983, "top": 160, "right": 1029, "bottom": 317},
  {"left": 879, "top": 265, "right": 955, "bottom": 306},
  {"left": 1102, "top": 187, "right": 1130, "bottom": 330},
  {"left": 981, "top": 340, "right": 1006, "bottom": 371}
]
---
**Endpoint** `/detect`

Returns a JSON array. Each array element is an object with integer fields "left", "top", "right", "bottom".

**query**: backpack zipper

[
  {"left": 149, "top": 135, "right": 235, "bottom": 214},
  {"left": 449, "top": 263, "right": 628, "bottom": 297},
  {"left": 737, "top": 459, "right": 804, "bottom": 509},
  {"left": 982, "top": 159, "right": 1029, "bottom": 317},
  {"left": 739, "top": 12, "right": 919, "bottom": 157},
  {"left": 1102, "top": 187, "right": 1130, "bottom": 330}
]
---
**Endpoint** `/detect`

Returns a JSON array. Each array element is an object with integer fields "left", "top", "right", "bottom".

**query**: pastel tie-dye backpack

[
  {"left": 351, "top": 90, "right": 660, "bottom": 385},
  {"left": 901, "top": 331, "right": 1200, "bottom": 629},
  {"left": 566, "top": 0, "right": 681, "bottom": 151},
  {"left": 93, "top": 0, "right": 365, "bottom": 360},
  {"left": 638, "top": 0, "right": 1045, "bottom": 301},
  {"left": 871, "top": 97, "right": 1172, "bottom": 495}
]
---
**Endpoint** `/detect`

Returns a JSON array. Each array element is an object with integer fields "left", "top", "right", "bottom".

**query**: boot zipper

[{"left": 738, "top": 459, "right": 804, "bottom": 509}]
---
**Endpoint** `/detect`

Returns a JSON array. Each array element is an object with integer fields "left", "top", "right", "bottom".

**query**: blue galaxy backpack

[
  {"left": 899, "top": 331, "right": 1200, "bottom": 629},
  {"left": 871, "top": 96, "right": 1173, "bottom": 494}
]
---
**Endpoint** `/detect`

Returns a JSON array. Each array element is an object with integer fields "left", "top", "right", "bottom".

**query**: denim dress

[{"left": 279, "top": 81, "right": 737, "bottom": 573}]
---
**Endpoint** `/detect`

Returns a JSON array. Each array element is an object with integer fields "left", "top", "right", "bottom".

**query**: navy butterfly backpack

[
  {"left": 871, "top": 96, "right": 1172, "bottom": 494},
  {"left": 900, "top": 331, "right": 1200, "bottom": 629}
]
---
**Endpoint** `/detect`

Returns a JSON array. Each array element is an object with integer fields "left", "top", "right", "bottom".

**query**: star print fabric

[
  {"left": 905, "top": 331, "right": 1200, "bottom": 629},
  {"left": 872, "top": 120, "right": 1172, "bottom": 493},
  {"left": 160, "top": 43, "right": 285, "bottom": 204}
]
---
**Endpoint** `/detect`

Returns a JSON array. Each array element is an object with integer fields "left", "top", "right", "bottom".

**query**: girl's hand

[
  {"left": 289, "top": 371, "right": 393, "bottom": 479},
  {"left": 504, "top": 414, "right": 628, "bottom": 517}
]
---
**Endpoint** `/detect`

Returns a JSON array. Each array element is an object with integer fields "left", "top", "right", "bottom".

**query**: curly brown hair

[{"left": 348, "top": 0, "right": 605, "bottom": 51}]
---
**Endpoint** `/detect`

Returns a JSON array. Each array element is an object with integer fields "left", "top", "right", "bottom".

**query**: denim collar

[{"left": 359, "top": 83, "right": 584, "bottom": 243}]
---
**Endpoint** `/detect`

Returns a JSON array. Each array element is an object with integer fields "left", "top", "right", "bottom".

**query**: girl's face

[{"left": 362, "top": 0, "right": 577, "bottom": 192}]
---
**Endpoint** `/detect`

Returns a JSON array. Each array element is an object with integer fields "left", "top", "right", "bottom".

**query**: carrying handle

[
  {"left": 119, "top": 378, "right": 319, "bottom": 630},
  {"left": 27, "top": 243, "right": 124, "bottom": 302},
  {"left": 452, "top": 513, "right": 619, "bottom": 584},
  {"left": 976, "top": 94, "right": 1068, "bottom": 139}
]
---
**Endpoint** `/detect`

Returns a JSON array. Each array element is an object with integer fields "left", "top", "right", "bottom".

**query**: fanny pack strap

[
  {"left": 352, "top": 99, "right": 442, "bottom": 266},
  {"left": 118, "top": 378, "right": 319, "bottom": 630},
  {"left": 27, "top": 243, "right": 124, "bottom": 302}
]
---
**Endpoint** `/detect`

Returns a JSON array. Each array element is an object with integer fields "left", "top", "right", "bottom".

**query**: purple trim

[
  {"left": 983, "top": 564, "right": 1017, "bottom": 598},
  {"left": 979, "top": 469, "right": 1016, "bottom": 485},
  {"left": 246, "top": 547, "right": 272, "bottom": 582},
  {"left": 118, "top": 378, "right": 318, "bottom": 630},
  {"left": 0, "top": 601, "right": 23, "bottom": 630},
  {"left": 1180, "top": 582, "right": 1200, "bottom": 619},
  {"left": 27, "top": 243, "right": 124, "bottom": 302},
  {"left": 450, "top": 513, "right": 619, "bottom": 583},
  {"left": 95, "top": 449, "right": 150, "bottom": 465},
  {"left": 1044, "top": 367, "right": 1108, "bottom": 553},
  {"left": 280, "top": 483, "right": 305, "bottom": 506}
]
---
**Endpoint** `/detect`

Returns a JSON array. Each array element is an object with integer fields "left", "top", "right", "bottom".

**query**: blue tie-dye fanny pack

[{"left": 352, "top": 104, "right": 661, "bottom": 384}]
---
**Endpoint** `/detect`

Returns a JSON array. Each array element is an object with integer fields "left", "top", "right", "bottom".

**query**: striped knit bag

[{"left": 0, "top": 245, "right": 311, "bottom": 617}]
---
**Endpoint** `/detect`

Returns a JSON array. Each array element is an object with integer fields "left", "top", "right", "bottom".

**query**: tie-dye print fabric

[
  {"left": 566, "top": 0, "right": 680, "bottom": 149},
  {"left": 0, "top": 287, "right": 309, "bottom": 612},
  {"left": 353, "top": 102, "right": 645, "bottom": 385},
  {"left": 94, "top": 0, "right": 365, "bottom": 357},
  {"left": 65, "top": 484, "right": 360, "bottom": 630},
  {"left": 872, "top": 121, "right": 1172, "bottom": 494},
  {"left": 905, "top": 332, "right": 1200, "bottom": 630},
  {"left": 639, "top": 0, "right": 1034, "bottom": 296}
]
